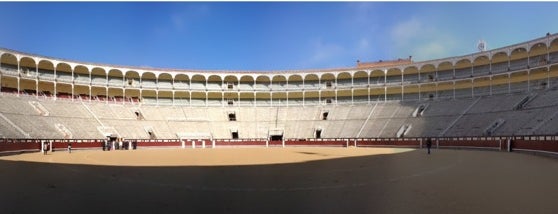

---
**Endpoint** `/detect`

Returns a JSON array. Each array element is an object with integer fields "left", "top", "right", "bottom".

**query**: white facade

[{"left": 0, "top": 33, "right": 557, "bottom": 106}]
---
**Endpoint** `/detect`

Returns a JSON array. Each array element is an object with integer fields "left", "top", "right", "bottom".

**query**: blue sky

[{"left": 1, "top": 2, "right": 558, "bottom": 71}]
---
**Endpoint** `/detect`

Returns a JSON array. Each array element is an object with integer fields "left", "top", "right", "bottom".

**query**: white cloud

[
  {"left": 390, "top": 18, "right": 423, "bottom": 47},
  {"left": 299, "top": 38, "right": 345, "bottom": 68},
  {"left": 389, "top": 17, "right": 460, "bottom": 61},
  {"left": 343, "top": 3, "right": 393, "bottom": 63},
  {"left": 310, "top": 39, "right": 344, "bottom": 62},
  {"left": 415, "top": 42, "right": 448, "bottom": 59}
]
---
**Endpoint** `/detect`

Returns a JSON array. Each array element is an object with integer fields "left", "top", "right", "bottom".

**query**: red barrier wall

[
  {"left": 438, "top": 140, "right": 500, "bottom": 149},
  {"left": 513, "top": 140, "right": 558, "bottom": 154},
  {"left": 356, "top": 139, "right": 420, "bottom": 147},
  {"left": 70, "top": 142, "right": 104, "bottom": 149},
  {"left": 214, "top": 140, "right": 266, "bottom": 147},
  {"left": 268, "top": 140, "right": 283, "bottom": 147},
  {"left": 0, "top": 142, "right": 40, "bottom": 152},
  {"left": 1, "top": 138, "right": 557, "bottom": 157},
  {"left": 52, "top": 141, "right": 104, "bottom": 151},
  {"left": 137, "top": 141, "right": 181, "bottom": 147},
  {"left": 285, "top": 140, "right": 347, "bottom": 147}
]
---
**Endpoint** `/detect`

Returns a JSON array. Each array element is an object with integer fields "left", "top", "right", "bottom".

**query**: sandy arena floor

[{"left": 1, "top": 147, "right": 557, "bottom": 214}]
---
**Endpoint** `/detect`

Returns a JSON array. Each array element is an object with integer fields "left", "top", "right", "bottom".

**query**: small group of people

[
  {"left": 42, "top": 142, "right": 72, "bottom": 155},
  {"left": 102, "top": 139, "right": 137, "bottom": 151}
]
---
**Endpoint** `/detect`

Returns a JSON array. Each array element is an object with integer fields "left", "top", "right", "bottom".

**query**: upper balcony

[{"left": 1, "top": 33, "right": 558, "bottom": 94}]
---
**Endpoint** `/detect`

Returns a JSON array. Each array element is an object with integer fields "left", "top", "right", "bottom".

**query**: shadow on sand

[{"left": 1, "top": 149, "right": 557, "bottom": 214}]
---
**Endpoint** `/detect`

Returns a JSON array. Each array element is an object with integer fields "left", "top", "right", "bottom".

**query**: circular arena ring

[{"left": 1, "top": 147, "right": 558, "bottom": 214}]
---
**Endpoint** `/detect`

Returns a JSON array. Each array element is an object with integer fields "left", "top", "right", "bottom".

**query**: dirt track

[{"left": 1, "top": 147, "right": 557, "bottom": 214}]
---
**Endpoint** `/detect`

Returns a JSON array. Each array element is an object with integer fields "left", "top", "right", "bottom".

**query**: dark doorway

[
  {"left": 231, "top": 131, "right": 239, "bottom": 139},
  {"left": 315, "top": 129, "right": 322, "bottom": 139},
  {"left": 228, "top": 112, "right": 236, "bottom": 121},
  {"left": 270, "top": 135, "right": 283, "bottom": 141}
]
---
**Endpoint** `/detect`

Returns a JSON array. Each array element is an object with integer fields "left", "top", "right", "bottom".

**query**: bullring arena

[{"left": 2, "top": 33, "right": 558, "bottom": 213}]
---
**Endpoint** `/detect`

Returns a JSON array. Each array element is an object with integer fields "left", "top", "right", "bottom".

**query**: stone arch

[
  {"left": 287, "top": 74, "right": 303, "bottom": 90},
  {"left": 38, "top": 60, "right": 55, "bottom": 70},
  {"left": 403, "top": 66, "right": 418, "bottom": 74},
  {"left": 320, "top": 72, "right": 335, "bottom": 80},
  {"left": 74, "top": 65, "right": 89, "bottom": 83},
  {"left": 491, "top": 51, "right": 509, "bottom": 64},
  {"left": 207, "top": 74, "right": 222, "bottom": 90},
  {"left": 336, "top": 72, "right": 352, "bottom": 87},
  {"left": 222, "top": 75, "right": 238, "bottom": 90},
  {"left": 529, "top": 42, "right": 548, "bottom": 56},
  {"left": 402, "top": 66, "right": 419, "bottom": 82},
  {"left": 141, "top": 72, "right": 157, "bottom": 88},
  {"left": 510, "top": 47, "right": 528, "bottom": 61},
  {"left": 124, "top": 70, "right": 140, "bottom": 87},
  {"left": 529, "top": 42, "right": 549, "bottom": 68},
  {"left": 255, "top": 75, "right": 271, "bottom": 90},
  {"left": 490, "top": 51, "right": 509, "bottom": 74},
  {"left": 353, "top": 70, "right": 369, "bottom": 86},
  {"left": 91, "top": 67, "right": 107, "bottom": 85},
  {"left": 509, "top": 47, "right": 529, "bottom": 71},
  {"left": 223, "top": 75, "right": 239, "bottom": 84},
  {"left": 455, "top": 58, "right": 472, "bottom": 68},
  {"left": 157, "top": 72, "right": 172, "bottom": 80},
  {"left": 271, "top": 75, "right": 287, "bottom": 90},
  {"left": 385, "top": 68, "right": 402, "bottom": 83},
  {"left": 321, "top": 73, "right": 335, "bottom": 88},
  {"left": 370, "top": 69, "right": 385, "bottom": 84},
  {"left": 0, "top": 53, "right": 18, "bottom": 69},
  {"left": 472, "top": 55, "right": 490, "bottom": 76},
  {"left": 419, "top": 64, "right": 436, "bottom": 82},
  {"left": 437, "top": 61, "right": 454, "bottom": 80},
  {"left": 19, "top": 57, "right": 37, "bottom": 74},
  {"left": 37, "top": 60, "right": 55, "bottom": 80},
  {"left": 419, "top": 64, "right": 436, "bottom": 73},
  {"left": 190, "top": 74, "right": 206, "bottom": 90},
  {"left": 472, "top": 55, "right": 490, "bottom": 66},
  {"left": 238, "top": 75, "right": 254, "bottom": 90},
  {"left": 108, "top": 69, "right": 124, "bottom": 86},
  {"left": 174, "top": 74, "right": 190, "bottom": 89},
  {"left": 56, "top": 62, "right": 72, "bottom": 80},
  {"left": 158, "top": 73, "right": 173, "bottom": 89},
  {"left": 304, "top": 74, "right": 319, "bottom": 89},
  {"left": 549, "top": 38, "right": 558, "bottom": 54}
]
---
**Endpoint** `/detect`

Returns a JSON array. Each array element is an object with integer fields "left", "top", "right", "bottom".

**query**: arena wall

[
  {"left": 1, "top": 34, "right": 558, "bottom": 157},
  {"left": 2, "top": 137, "right": 558, "bottom": 158}
]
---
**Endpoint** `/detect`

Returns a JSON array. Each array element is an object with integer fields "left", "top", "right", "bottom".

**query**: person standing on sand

[
  {"left": 68, "top": 143, "right": 72, "bottom": 154},
  {"left": 426, "top": 138, "right": 432, "bottom": 155},
  {"left": 43, "top": 142, "right": 48, "bottom": 155}
]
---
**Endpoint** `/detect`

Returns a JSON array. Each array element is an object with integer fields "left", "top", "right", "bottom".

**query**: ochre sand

[
  {"left": 1, "top": 147, "right": 557, "bottom": 214},
  {"left": 0, "top": 147, "right": 414, "bottom": 166}
]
